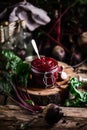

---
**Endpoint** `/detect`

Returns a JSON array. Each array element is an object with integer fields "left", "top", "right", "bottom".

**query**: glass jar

[{"left": 31, "top": 56, "right": 60, "bottom": 88}]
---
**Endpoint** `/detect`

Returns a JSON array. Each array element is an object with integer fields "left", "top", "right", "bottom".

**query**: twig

[
  {"left": 41, "top": 30, "right": 70, "bottom": 53},
  {"left": 48, "top": 1, "right": 78, "bottom": 34}
]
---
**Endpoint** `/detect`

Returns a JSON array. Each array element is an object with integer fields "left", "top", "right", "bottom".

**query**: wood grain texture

[{"left": 0, "top": 105, "right": 87, "bottom": 130}]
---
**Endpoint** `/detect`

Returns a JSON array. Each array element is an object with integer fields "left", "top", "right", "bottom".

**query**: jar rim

[
  {"left": 31, "top": 66, "right": 58, "bottom": 74},
  {"left": 31, "top": 56, "right": 58, "bottom": 72}
]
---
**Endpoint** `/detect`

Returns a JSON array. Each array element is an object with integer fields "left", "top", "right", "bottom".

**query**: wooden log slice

[
  {"left": 21, "top": 84, "right": 68, "bottom": 106},
  {"left": 21, "top": 62, "right": 77, "bottom": 106}
]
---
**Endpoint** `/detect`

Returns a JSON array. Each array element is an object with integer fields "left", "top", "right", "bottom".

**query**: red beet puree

[{"left": 31, "top": 57, "right": 59, "bottom": 88}]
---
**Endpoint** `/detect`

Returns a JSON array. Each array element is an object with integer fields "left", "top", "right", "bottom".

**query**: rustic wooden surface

[
  {"left": 0, "top": 105, "right": 87, "bottom": 130},
  {"left": 0, "top": 61, "right": 87, "bottom": 130}
]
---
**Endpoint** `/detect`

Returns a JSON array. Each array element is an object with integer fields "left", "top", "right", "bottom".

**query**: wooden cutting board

[{"left": 21, "top": 61, "right": 77, "bottom": 106}]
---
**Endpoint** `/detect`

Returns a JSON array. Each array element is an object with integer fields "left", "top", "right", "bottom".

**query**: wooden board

[
  {"left": 0, "top": 105, "right": 87, "bottom": 130},
  {"left": 21, "top": 62, "right": 77, "bottom": 105}
]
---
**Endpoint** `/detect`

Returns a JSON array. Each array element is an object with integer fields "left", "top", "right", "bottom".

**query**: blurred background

[{"left": 0, "top": 0, "right": 87, "bottom": 66}]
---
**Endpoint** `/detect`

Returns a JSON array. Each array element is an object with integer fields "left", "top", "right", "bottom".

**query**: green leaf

[
  {"left": 25, "top": 100, "right": 35, "bottom": 106},
  {"left": 65, "top": 77, "right": 87, "bottom": 107},
  {"left": 79, "top": 0, "right": 87, "bottom": 4},
  {"left": 1, "top": 50, "right": 30, "bottom": 87}
]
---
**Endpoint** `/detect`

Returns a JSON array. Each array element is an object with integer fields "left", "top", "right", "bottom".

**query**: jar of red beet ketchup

[{"left": 31, "top": 56, "right": 61, "bottom": 88}]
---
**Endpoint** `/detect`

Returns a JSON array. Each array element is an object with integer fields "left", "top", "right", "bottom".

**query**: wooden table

[
  {"left": 0, "top": 61, "right": 87, "bottom": 130},
  {"left": 0, "top": 105, "right": 87, "bottom": 130}
]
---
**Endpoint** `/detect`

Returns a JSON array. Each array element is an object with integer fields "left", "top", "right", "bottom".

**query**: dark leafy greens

[
  {"left": 65, "top": 77, "right": 87, "bottom": 107},
  {"left": 0, "top": 50, "right": 42, "bottom": 113},
  {"left": 1, "top": 50, "right": 30, "bottom": 87}
]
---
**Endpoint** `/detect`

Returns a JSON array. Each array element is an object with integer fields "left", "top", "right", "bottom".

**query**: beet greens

[
  {"left": 2, "top": 50, "right": 30, "bottom": 87},
  {"left": 0, "top": 50, "right": 42, "bottom": 113},
  {"left": 65, "top": 77, "right": 87, "bottom": 107}
]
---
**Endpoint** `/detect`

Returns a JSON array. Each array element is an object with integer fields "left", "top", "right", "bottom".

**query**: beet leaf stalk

[
  {"left": 41, "top": 1, "right": 79, "bottom": 53},
  {"left": 9, "top": 80, "right": 42, "bottom": 113}
]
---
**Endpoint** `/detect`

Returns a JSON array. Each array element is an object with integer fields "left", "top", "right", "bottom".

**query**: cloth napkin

[{"left": 0, "top": 1, "right": 51, "bottom": 31}]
